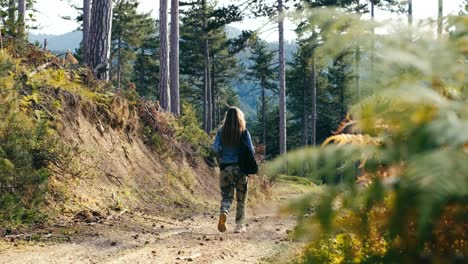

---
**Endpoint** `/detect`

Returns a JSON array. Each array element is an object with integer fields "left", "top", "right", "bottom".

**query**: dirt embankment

[{"left": 45, "top": 92, "right": 220, "bottom": 218}]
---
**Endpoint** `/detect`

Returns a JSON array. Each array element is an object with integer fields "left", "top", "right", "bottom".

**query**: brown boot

[{"left": 218, "top": 213, "right": 227, "bottom": 232}]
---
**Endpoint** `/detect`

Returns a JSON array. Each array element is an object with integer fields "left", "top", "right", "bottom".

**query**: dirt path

[{"left": 0, "top": 184, "right": 307, "bottom": 264}]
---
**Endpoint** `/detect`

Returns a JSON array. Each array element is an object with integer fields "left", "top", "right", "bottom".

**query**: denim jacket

[{"left": 212, "top": 128, "right": 255, "bottom": 164}]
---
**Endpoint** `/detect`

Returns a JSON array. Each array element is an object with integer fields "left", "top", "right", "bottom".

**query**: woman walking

[{"left": 212, "top": 107, "right": 255, "bottom": 233}]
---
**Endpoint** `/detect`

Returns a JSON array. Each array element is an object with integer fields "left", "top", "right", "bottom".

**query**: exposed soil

[
  {"left": 47, "top": 95, "right": 220, "bottom": 216},
  {"left": 0, "top": 183, "right": 307, "bottom": 264}
]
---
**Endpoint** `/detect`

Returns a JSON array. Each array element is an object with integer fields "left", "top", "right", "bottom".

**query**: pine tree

[
  {"left": 89, "top": 0, "right": 113, "bottom": 80},
  {"left": 247, "top": 39, "right": 277, "bottom": 157},
  {"left": 110, "top": 0, "right": 151, "bottom": 90},
  {"left": 82, "top": 0, "right": 91, "bottom": 65},
  {"left": 180, "top": 0, "right": 243, "bottom": 131},
  {"left": 159, "top": 0, "right": 170, "bottom": 111},
  {"left": 0, "top": 0, "right": 22, "bottom": 36},
  {"left": 287, "top": 50, "right": 310, "bottom": 148},
  {"left": 210, "top": 26, "right": 241, "bottom": 129},
  {"left": 278, "top": 0, "right": 287, "bottom": 154},
  {"left": 170, "top": 0, "right": 180, "bottom": 115},
  {"left": 132, "top": 21, "right": 159, "bottom": 99},
  {"left": 202, "top": 0, "right": 211, "bottom": 132},
  {"left": 438, "top": 0, "right": 443, "bottom": 39}
]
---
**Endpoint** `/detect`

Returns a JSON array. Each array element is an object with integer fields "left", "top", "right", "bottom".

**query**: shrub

[
  {"left": 0, "top": 93, "right": 56, "bottom": 226},
  {"left": 0, "top": 51, "right": 67, "bottom": 226},
  {"left": 172, "top": 103, "right": 212, "bottom": 157}
]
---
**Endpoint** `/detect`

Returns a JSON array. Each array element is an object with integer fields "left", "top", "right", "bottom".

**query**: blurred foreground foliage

[{"left": 267, "top": 9, "right": 468, "bottom": 263}]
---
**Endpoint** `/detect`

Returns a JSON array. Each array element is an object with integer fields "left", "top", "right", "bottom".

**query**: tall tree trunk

[
  {"left": 117, "top": 35, "right": 122, "bottom": 90},
  {"left": 408, "top": 0, "right": 413, "bottom": 40},
  {"left": 355, "top": 46, "right": 361, "bottom": 99},
  {"left": 311, "top": 57, "right": 317, "bottom": 146},
  {"left": 437, "top": 0, "right": 443, "bottom": 39},
  {"left": 278, "top": 0, "right": 287, "bottom": 154},
  {"left": 202, "top": 0, "right": 212, "bottom": 133},
  {"left": 206, "top": 50, "right": 212, "bottom": 132},
  {"left": 370, "top": 0, "right": 375, "bottom": 85},
  {"left": 89, "top": 0, "right": 113, "bottom": 80},
  {"left": 301, "top": 74, "right": 308, "bottom": 146},
  {"left": 139, "top": 49, "right": 145, "bottom": 91},
  {"left": 83, "top": 0, "right": 91, "bottom": 65},
  {"left": 159, "top": 0, "right": 170, "bottom": 111},
  {"left": 17, "top": 0, "right": 25, "bottom": 39},
  {"left": 340, "top": 82, "right": 345, "bottom": 121},
  {"left": 211, "top": 59, "right": 216, "bottom": 129},
  {"left": 261, "top": 80, "right": 267, "bottom": 158},
  {"left": 354, "top": 43, "right": 361, "bottom": 136},
  {"left": 170, "top": 0, "right": 180, "bottom": 115},
  {"left": 408, "top": 0, "right": 413, "bottom": 25}
]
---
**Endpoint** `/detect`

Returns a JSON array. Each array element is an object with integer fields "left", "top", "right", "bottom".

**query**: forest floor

[{"left": 0, "top": 182, "right": 310, "bottom": 264}]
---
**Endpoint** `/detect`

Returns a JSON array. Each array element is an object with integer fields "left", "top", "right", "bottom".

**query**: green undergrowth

[
  {"left": 141, "top": 102, "right": 212, "bottom": 160},
  {"left": 274, "top": 174, "right": 313, "bottom": 186},
  {"left": 0, "top": 51, "right": 57, "bottom": 226},
  {"left": 171, "top": 103, "right": 212, "bottom": 158}
]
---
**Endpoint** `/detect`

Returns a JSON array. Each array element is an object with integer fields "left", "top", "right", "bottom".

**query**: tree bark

[
  {"left": 159, "top": 0, "right": 170, "bottom": 111},
  {"left": 139, "top": 49, "right": 145, "bottom": 90},
  {"left": 370, "top": 0, "right": 375, "bottom": 85},
  {"left": 408, "top": 0, "right": 413, "bottom": 25},
  {"left": 210, "top": 57, "right": 219, "bottom": 129},
  {"left": 117, "top": 35, "right": 122, "bottom": 90},
  {"left": 202, "top": 0, "right": 212, "bottom": 133},
  {"left": 83, "top": 0, "right": 91, "bottom": 65},
  {"left": 206, "top": 45, "right": 212, "bottom": 132},
  {"left": 170, "top": 0, "right": 180, "bottom": 115},
  {"left": 311, "top": 57, "right": 317, "bottom": 146},
  {"left": 340, "top": 72, "right": 345, "bottom": 121},
  {"left": 261, "top": 78, "right": 267, "bottom": 157},
  {"left": 301, "top": 74, "right": 308, "bottom": 146},
  {"left": 278, "top": 0, "right": 287, "bottom": 154},
  {"left": 408, "top": 0, "right": 413, "bottom": 37},
  {"left": 437, "top": 0, "right": 443, "bottom": 39},
  {"left": 211, "top": 59, "right": 216, "bottom": 129},
  {"left": 355, "top": 45, "right": 361, "bottom": 99},
  {"left": 89, "top": 0, "right": 113, "bottom": 80},
  {"left": 17, "top": 0, "right": 25, "bottom": 39}
]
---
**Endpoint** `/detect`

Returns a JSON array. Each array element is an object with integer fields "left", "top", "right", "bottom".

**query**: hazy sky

[{"left": 30, "top": 0, "right": 465, "bottom": 41}]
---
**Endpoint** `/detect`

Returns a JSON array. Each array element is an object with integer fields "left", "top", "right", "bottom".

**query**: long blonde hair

[{"left": 221, "top": 107, "right": 246, "bottom": 146}]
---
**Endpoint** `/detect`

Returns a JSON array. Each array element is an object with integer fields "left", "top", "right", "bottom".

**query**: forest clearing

[{"left": 1, "top": 0, "right": 467, "bottom": 263}]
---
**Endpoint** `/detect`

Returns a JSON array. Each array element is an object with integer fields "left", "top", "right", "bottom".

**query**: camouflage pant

[{"left": 220, "top": 165, "right": 248, "bottom": 224}]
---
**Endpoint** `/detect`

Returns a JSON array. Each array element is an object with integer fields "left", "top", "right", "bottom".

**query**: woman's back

[
  {"left": 211, "top": 107, "right": 254, "bottom": 166},
  {"left": 212, "top": 128, "right": 254, "bottom": 165}
]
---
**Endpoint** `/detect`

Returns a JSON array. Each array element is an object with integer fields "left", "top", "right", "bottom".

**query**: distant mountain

[
  {"left": 29, "top": 31, "right": 82, "bottom": 53},
  {"left": 225, "top": 26, "right": 242, "bottom": 39}
]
